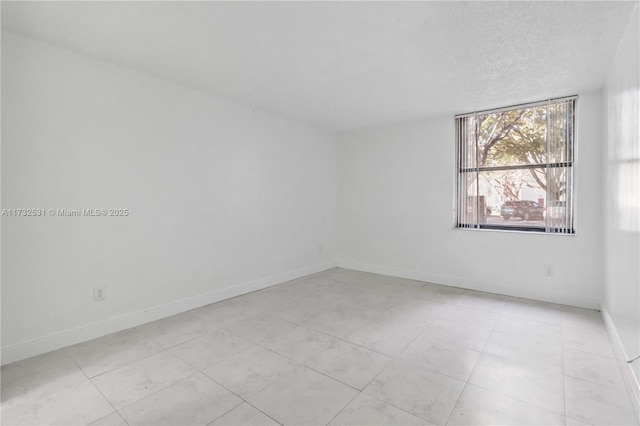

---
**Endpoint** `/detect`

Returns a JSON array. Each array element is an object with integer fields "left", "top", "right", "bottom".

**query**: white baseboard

[
  {"left": 600, "top": 304, "right": 640, "bottom": 423},
  {"left": 337, "top": 259, "right": 600, "bottom": 309},
  {"left": 1, "top": 260, "right": 337, "bottom": 365}
]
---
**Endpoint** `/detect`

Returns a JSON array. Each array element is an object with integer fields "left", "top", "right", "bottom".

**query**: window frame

[{"left": 453, "top": 96, "right": 578, "bottom": 235}]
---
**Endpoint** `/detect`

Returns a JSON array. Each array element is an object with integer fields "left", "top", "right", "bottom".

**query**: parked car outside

[{"left": 500, "top": 200, "right": 545, "bottom": 221}]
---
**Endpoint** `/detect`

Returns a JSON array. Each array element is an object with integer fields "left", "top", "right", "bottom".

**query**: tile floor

[{"left": 2, "top": 268, "right": 638, "bottom": 425}]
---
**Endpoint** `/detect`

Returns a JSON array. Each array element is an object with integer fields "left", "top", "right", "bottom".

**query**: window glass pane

[
  {"left": 548, "top": 100, "right": 573, "bottom": 164},
  {"left": 478, "top": 168, "right": 546, "bottom": 229},
  {"left": 547, "top": 166, "right": 572, "bottom": 232},
  {"left": 478, "top": 106, "right": 547, "bottom": 168},
  {"left": 458, "top": 171, "right": 479, "bottom": 227},
  {"left": 459, "top": 117, "right": 477, "bottom": 170},
  {"left": 455, "top": 97, "right": 575, "bottom": 234}
]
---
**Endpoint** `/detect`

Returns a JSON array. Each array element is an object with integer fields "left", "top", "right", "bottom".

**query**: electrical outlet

[
  {"left": 318, "top": 245, "right": 324, "bottom": 255},
  {"left": 544, "top": 264, "right": 554, "bottom": 277},
  {"left": 94, "top": 286, "right": 106, "bottom": 302}
]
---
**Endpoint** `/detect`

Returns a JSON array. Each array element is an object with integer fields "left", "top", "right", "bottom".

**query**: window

[{"left": 455, "top": 96, "right": 576, "bottom": 234}]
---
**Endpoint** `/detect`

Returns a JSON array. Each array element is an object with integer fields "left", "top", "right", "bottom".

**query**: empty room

[{"left": 1, "top": 1, "right": 639, "bottom": 425}]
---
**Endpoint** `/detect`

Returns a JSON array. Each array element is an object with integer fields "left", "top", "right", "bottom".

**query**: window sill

[{"left": 454, "top": 225, "right": 576, "bottom": 236}]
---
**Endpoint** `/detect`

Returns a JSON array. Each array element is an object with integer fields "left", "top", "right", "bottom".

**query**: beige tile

[
  {"left": 415, "top": 282, "right": 465, "bottom": 303},
  {"left": 233, "top": 291, "right": 297, "bottom": 314},
  {"left": 332, "top": 296, "right": 390, "bottom": 319},
  {"left": 494, "top": 314, "right": 563, "bottom": 339},
  {"left": 1, "top": 380, "right": 114, "bottom": 425},
  {"left": 273, "top": 301, "right": 326, "bottom": 324},
  {"left": 67, "top": 328, "right": 163, "bottom": 378},
  {"left": 565, "top": 417, "right": 593, "bottom": 425},
  {"left": 329, "top": 393, "right": 427, "bottom": 425},
  {"left": 194, "top": 301, "right": 255, "bottom": 328},
  {"left": 261, "top": 325, "right": 337, "bottom": 363},
  {"left": 419, "top": 318, "right": 493, "bottom": 351},
  {"left": 564, "top": 375, "right": 638, "bottom": 425},
  {"left": 304, "top": 340, "right": 391, "bottom": 389},
  {"left": 203, "top": 345, "right": 298, "bottom": 397},
  {"left": 448, "top": 384, "right": 565, "bottom": 425},
  {"left": 343, "top": 322, "right": 421, "bottom": 357},
  {"left": 561, "top": 306, "right": 606, "bottom": 331},
  {"left": 483, "top": 330, "right": 563, "bottom": 368},
  {"left": 169, "top": 329, "right": 253, "bottom": 370},
  {"left": 304, "top": 291, "right": 347, "bottom": 310},
  {"left": 135, "top": 310, "right": 213, "bottom": 349},
  {"left": 371, "top": 304, "right": 443, "bottom": 333},
  {"left": 468, "top": 354, "right": 564, "bottom": 414},
  {"left": 270, "top": 282, "right": 322, "bottom": 301},
  {"left": 563, "top": 347, "right": 625, "bottom": 388},
  {"left": 363, "top": 360, "right": 464, "bottom": 425},
  {"left": 300, "top": 309, "right": 370, "bottom": 338},
  {"left": 563, "top": 325, "right": 615, "bottom": 358},
  {"left": 119, "top": 372, "right": 241, "bottom": 425},
  {"left": 90, "top": 412, "right": 129, "bottom": 425},
  {"left": 448, "top": 290, "right": 512, "bottom": 313},
  {"left": 91, "top": 351, "right": 195, "bottom": 410},
  {"left": 226, "top": 312, "right": 296, "bottom": 343},
  {"left": 383, "top": 276, "right": 427, "bottom": 290},
  {"left": 398, "top": 335, "right": 479, "bottom": 381},
  {"left": 351, "top": 293, "right": 396, "bottom": 313},
  {"left": 1, "top": 349, "right": 87, "bottom": 407},
  {"left": 210, "top": 402, "right": 280, "bottom": 426},
  {"left": 8, "top": 269, "right": 635, "bottom": 426},
  {"left": 440, "top": 305, "right": 500, "bottom": 327},
  {"left": 501, "top": 299, "right": 565, "bottom": 324},
  {"left": 247, "top": 366, "right": 358, "bottom": 425},
  {"left": 390, "top": 297, "right": 448, "bottom": 312}
]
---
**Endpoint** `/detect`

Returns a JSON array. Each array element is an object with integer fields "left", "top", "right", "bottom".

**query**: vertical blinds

[{"left": 455, "top": 96, "right": 576, "bottom": 234}]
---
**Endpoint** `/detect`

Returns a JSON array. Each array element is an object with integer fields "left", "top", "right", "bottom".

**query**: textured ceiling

[{"left": 2, "top": 1, "right": 637, "bottom": 132}]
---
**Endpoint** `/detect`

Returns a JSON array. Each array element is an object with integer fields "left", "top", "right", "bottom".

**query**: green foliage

[
  {"left": 474, "top": 106, "right": 566, "bottom": 200},
  {"left": 479, "top": 106, "right": 546, "bottom": 167}
]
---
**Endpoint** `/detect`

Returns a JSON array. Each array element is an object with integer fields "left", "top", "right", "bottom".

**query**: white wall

[
  {"left": 1, "top": 32, "right": 337, "bottom": 362},
  {"left": 602, "top": 4, "right": 640, "bottom": 414},
  {"left": 337, "top": 91, "right": 603, "bottom": 309}
]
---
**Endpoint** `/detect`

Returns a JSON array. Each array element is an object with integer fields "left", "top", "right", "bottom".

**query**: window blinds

[{"left": 455, "top": 96, "right": 576, "bottom": 234}]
